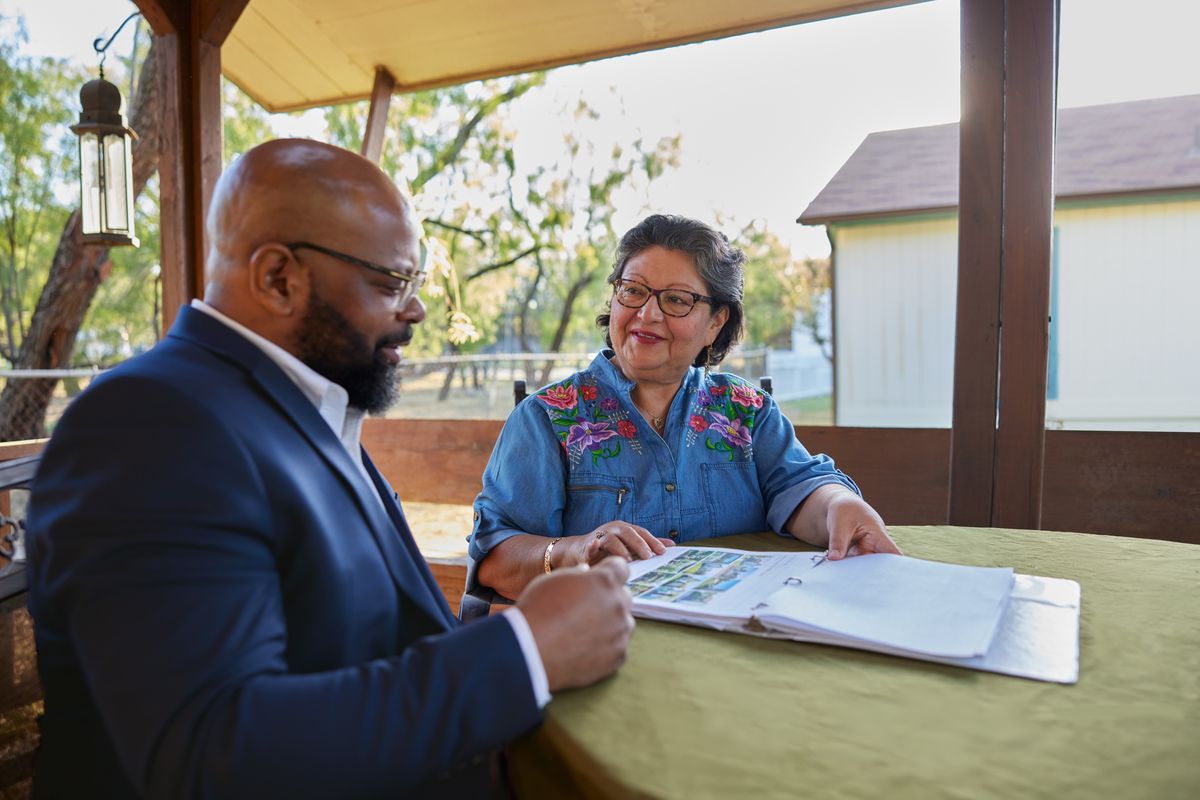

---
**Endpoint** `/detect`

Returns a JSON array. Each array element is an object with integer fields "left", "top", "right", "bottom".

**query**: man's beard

[{"left": 295, "top": 292, "right": 406, "bottom": 414}]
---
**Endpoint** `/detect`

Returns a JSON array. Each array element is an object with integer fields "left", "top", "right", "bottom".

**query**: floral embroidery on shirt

[
  {"left": 537, "top": 378, "right": 643, "bottom": 467},
  {"left": 540, "top": 383, "right": 577, "bottom": 410},
  {"left": 686, "top": 377, "right": 764, "bottom": 460},
  {"left": 731, "top": 384, "right": 764, "bottom": 409}
]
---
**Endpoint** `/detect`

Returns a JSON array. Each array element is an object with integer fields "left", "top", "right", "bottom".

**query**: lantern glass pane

[
  {"left": 79, "top": 133, "right": 101, "bottom": 234},
  {"left": 103, "top": 133, "right": 130, "bottom": 232}
]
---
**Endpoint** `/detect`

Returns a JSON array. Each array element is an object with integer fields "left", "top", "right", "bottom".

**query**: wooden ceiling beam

[
  {"left": 132, "top": 0, "right": 181, "bottom": 36},
  {"left": 200, "top": 0, "right": 252, "bottom": 46}
]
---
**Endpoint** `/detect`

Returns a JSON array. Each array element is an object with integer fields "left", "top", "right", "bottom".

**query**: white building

[{"left": 799, "top": 94, "right": 1200, "bottom": 431}]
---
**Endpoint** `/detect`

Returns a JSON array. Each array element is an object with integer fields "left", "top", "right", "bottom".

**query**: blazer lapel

[
  {"left": 169, "top": 307, "right": 452, "bottom": 630},
  {"left": 362, "top": 451, "right": 457, "bottom": 629}
]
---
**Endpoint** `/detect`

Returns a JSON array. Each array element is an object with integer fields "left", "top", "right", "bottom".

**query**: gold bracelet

[{"left": 543, "top": 537, "right": 563, "bottom": 574}]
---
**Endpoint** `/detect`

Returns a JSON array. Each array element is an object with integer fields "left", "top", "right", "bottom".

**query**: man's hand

[
  {"left": 518, "top": 557, "right": 634, "bottom": 692},
  {"left": 825, "top": 491, "right": 901, "bottom": 560}
]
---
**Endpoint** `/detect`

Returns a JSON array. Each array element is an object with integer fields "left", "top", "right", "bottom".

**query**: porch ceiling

[{"left": 222, "top": 0, "right": 927, "bottom": 112}]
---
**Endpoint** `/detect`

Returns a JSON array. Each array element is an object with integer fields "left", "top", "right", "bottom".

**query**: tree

[
  {"left": 0, "top": 32, "right": 684, "bottom": 438},
  {"left": 0, "top": 19, "right": 81, "bottom": 366},
  {"left": 0, "top": 24, "right": 160, "bottom": 441},
  {"left": 222, "top": 77, "right": 274, "bottom": 164},
  {"left": 734, "top": 219, "right": 831, "bottom": 359},
  {"left": 324, "top": 81, "right": 680, "bottom": 394}
]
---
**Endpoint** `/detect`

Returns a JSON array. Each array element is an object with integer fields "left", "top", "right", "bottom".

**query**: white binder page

[{"left": 756, "top": 553, "right": 1014, "bottom": 658}]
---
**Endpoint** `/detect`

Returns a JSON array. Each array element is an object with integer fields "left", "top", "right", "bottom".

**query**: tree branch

[
  {"left": 423, "top": 218, "right": 489, "bottom": 245},
  {"left": 412, "top": 83, "right": 530, "bottom": 191},
  {"left": 465, "top": 245, "right": 540, "bottom": 282}
]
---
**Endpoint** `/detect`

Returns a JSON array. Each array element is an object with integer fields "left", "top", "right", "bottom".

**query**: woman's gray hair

[{"left": 597, "top": 214, "right": 745, "bottom": 366}]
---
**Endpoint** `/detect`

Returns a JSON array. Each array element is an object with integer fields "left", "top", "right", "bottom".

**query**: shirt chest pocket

[
  {"left": 701, "top": 461, "right": 768, "bottom": 536},
  {"left": 563, "top": 474, "right": 633, "bottom": 536}
]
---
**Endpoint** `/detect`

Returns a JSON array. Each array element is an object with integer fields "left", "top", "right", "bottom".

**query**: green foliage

[
  {"left": 0, "top": 16, "right": 85, "bottom": 364},
  {"left": 85, "top": 75, "right": 279, "bottom": 364},
  {"left": 734, "top": 220, "right": 831, "bottom": 351},
  {"left": 81, "top": 177, "right": 163, "bottom": 364},
  {"left": 2, "top": 18, "right": 807, "bottom": 375},
  {"left": 223, "top": 78, "right": 275, "bottom": 164},
  {"left": 79, "top": 22, "right": 165, "bottom": 365},
  {"left": 322, "top": 76, "right": 682, "bottom": 360}
]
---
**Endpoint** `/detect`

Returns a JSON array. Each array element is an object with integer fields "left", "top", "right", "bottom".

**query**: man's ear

[{"left": 247, "top": 243, "right": 310, "bottom": 317}]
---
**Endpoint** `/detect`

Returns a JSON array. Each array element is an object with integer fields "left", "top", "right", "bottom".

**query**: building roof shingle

[{"left": 798, "top": 94, "right": 1200, "bottom": 224}]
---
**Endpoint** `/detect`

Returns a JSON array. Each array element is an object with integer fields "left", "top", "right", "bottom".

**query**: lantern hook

[{"left": 92, "top": 11, "right": 142, "bottom": 79}]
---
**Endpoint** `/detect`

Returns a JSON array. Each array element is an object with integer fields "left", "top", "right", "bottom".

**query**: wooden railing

[
  {"left": 363, "top": 420, "right": 1200, "bottom": 544},
  {"left": 4, "top": 424, "right": 1199, "bottom": 614}
]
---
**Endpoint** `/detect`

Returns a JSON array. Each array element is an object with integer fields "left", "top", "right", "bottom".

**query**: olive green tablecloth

[{"left": 509, "top": 526, "right": 1200, "bottom": 799}]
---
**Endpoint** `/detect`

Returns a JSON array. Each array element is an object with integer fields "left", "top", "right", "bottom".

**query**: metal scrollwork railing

[
  {"left": 1, "top": 454, "right": 40, "bottom": 576},
  {"left": 1, "top": 512, "right": 23, "bottom": 563}
]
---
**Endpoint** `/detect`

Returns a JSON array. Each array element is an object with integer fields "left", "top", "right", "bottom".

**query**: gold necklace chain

[{"left": 633, "top": 400, "right": 667, "bottom": 432}]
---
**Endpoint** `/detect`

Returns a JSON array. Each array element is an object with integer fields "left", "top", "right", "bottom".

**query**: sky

[{"left": 4, "top": 0, "right": 1199, "bottom": 259}]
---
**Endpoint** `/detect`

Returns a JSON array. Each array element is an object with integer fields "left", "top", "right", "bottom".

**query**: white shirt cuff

[{"left": 502, "top": 608, "right": 552, "bottom": 708}]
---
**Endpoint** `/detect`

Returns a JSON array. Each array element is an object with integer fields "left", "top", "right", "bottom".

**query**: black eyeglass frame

[
  {"left": 611, "top": 278, "right": 719, "bottom": 318},
  {"left": 286, "top": 240, "right": 429, "bottom": 290}
]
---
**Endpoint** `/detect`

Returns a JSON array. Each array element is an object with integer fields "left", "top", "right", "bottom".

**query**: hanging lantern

[{"left": 71, "top": 77, "right": 139, "bottom": 247}]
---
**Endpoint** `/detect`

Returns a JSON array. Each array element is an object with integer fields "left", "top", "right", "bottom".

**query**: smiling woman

[{"left": 462, "top": 214, "right": 899, "bottom": 616}]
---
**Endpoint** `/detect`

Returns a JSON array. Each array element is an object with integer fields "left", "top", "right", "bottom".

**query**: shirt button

[
  {"left": 665, "top": 483, "right": 676, "bottom": 492},
  {"left": 668, "top": 529, "right": 679, "bottom": 539}
]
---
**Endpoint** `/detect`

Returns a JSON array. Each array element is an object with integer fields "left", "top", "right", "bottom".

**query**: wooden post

[
  {"left": 361, "top": 67, "right": 396, "bottom": 164},
  {"left": 992, "top": 0, "right": 1057, "bottom": 528},
  {"left": 136, "top": 0, "right": 249, "bottom": 332},
  {"left": 949, "top": 0, "right": 1006, "bottom": 526},
  {"left": 950, "top": 0, "right": 1058, "bottom": 529}
]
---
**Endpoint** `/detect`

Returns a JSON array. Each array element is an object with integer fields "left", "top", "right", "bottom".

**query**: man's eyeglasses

[
  {"left": 286, "top": 241, "right": 429, "bottom": 303},
  {"left": 612, "top": 278, "right": 717, "bottom": 318}
]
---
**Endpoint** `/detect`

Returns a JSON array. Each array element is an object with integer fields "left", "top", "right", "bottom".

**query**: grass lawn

[{"left": 778, "top": 394, "right": 832, "bottom": 426}]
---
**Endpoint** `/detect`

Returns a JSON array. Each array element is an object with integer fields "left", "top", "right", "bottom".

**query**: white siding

[
  {"left": 1048, "top": 200, "right": 1200, "bottom": 430},
  {"left": 833, "top": 217, "right": 957, "bottom": 427},
  {"left": 830, "top": 198, "right": 1200, "bottom": 431}
]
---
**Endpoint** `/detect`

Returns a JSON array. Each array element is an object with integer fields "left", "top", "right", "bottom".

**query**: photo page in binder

[{"left": 626, "top": 546, "right": 1081, "bottom": 683}]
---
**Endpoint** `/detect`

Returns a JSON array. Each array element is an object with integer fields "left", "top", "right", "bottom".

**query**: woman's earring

[{"left": 702, "top": 345, "right": 714, "bottom": 377}]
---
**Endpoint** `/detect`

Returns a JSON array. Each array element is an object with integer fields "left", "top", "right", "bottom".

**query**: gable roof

[{"left": 798, "top": 94, "right": 1200, "bottom": 224}]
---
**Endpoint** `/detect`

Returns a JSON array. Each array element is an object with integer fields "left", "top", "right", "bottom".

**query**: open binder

[{"left": 626, "top": 547, "right": 1080, "bottom": 684}]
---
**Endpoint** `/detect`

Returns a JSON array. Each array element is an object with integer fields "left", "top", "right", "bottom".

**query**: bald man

[{"left": 27, "top": 139, "right": 634, "bottom": 799}]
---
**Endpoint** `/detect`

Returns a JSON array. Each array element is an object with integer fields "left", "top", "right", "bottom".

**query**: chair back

[{"left": 1, "top": 452, "right": 41, "bottom": 796}]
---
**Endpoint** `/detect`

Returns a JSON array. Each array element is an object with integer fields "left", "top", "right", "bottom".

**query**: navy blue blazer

[{"left": 27, "top": 306, "right": 540, "bottom": 799}]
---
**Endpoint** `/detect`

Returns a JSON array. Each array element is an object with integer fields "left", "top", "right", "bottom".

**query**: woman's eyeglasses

[{"left": 612, "top": 278, "right": 716, "bottom": 318}]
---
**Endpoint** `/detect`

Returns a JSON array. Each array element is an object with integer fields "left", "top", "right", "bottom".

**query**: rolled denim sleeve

[
  {"left": 750, "top": 394, "right": 861, "bottom": 534},
  {"left": 468, "top": 399, "right": 567, "bottom": 562}
]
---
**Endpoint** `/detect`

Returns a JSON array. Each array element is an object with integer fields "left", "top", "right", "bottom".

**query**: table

[{"left": 509, "top": 526, "right": 1200, "bottom": 799}]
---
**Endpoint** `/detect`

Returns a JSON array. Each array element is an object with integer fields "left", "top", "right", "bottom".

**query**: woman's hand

[
  {"left": 824, "top": 490, "right": 901, "bottom": 560},
  {"left": 571, "top": 521, "right": 675, "bottom": 566}
]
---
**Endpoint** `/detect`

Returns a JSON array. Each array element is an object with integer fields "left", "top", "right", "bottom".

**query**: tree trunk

[
  {"left": 0, "top": 40, "right": 161, "bottom": 441},
  {"left": 537, "top": 271, "right": 595, "bottom": 387}
]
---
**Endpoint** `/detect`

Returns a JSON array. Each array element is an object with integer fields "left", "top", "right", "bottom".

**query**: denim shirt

[{"left": 468, "top": 351, "right": 859, "bottom": 561}]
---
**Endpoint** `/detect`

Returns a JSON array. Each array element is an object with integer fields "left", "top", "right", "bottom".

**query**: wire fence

[{"left": 0, "top": 349, "right": 773, "bottom": 442}]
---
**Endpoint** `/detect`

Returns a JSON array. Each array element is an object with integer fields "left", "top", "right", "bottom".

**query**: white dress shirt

[{"left": 191, "top": 299, "right": 551, "bottom": 707}]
